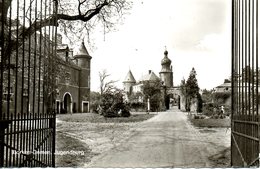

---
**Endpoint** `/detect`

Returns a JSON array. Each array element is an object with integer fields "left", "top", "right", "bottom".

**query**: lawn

[
  {"left": 209, "top": 147, "right": 231, "bottom": 167},
  {"left": 57, "top": 112, "right": 155, "bottom": 123},
  {"left": 189, "top": 118, "right": 231, "bottom": 128},
  {"left": 187, "top": 113, "right": 231, "bottom": 128},
  {"left": 56, "top": 112, "right": 156, "bottom": 167},
  {"left": 187, "top": 113, "right": 231, "bottom": 167},
  {"left": 55, "top": 131, "right": 98, "bottom": 167}
]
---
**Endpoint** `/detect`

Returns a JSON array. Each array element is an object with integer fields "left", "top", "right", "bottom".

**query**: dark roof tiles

[{"left": 123, "top": 70, "right": 136, "bottom": 83}]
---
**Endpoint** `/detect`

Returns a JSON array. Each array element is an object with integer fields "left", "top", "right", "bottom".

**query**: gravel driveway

[{"left": 83, "top": 107, "right": 230, "bottom": 168}]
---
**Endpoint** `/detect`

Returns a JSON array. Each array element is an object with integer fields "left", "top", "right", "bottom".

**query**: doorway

[
  {"left": 82, "top": 101, "right": 89, "bottom": 113},
  {"left": 63, "top": 93, "right": 72, "bottom": 114}
]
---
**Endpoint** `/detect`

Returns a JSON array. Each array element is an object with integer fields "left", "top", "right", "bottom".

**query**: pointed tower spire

[
  {"left": 72, "top": 39, "right": 92, "bottom": 113},
  {"left": 74, "top": 40, "right": 91, "bottom": 59},
  {"left": 123, "top": 70, "right": 136, "bottom": 94},
  {"left": 123, "top": 70, "right": 136, "bottom": 83}
]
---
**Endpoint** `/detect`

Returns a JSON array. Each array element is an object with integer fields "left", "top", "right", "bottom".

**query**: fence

[
  {"left": 232, "top": 0, "right": 259, "bottom": 167},
  {"left": 0, "top": 0, "right": 57, "bottom": 167}
]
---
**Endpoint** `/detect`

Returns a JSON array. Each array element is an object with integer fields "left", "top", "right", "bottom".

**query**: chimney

[{"left": 149, "top": 70, "right": 152, "bottom": 74}]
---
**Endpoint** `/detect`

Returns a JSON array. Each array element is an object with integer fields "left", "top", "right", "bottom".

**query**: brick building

[
  {"left": 55, "top": 37, "right": 92, "bottom": 114},
  {"left": 1, "top": 33, "right": 92, "bottom": 114}
]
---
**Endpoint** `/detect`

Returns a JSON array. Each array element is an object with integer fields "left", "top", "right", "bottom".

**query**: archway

[
  {"left": 178, "top": 95, "right": 181, "bottom": 109},
  {"left": 165, "top": 95, "right": 170, "bottom": 110},
  {"left": 63, "top": 93, "right": 72, "bottom": 114}
]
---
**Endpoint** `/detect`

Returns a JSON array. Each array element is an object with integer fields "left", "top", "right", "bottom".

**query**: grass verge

[
  {"left": 187, "top": 113, "right": 231, "bottom": 167},
  {"left": 188, "top": 115, "right": 231, "bottom": 128},
  {"left": 57, "top": 113, "right": 155, "bottom": 123},
  {"left": 55, "top": 131, "right": 98, "bottom": 167},
  {"left": 209, "top": 147, "right": 231, "bottom": 167}
]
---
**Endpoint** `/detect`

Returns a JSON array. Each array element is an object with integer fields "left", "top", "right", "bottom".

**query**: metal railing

[
  {"left": 232, "top": 0, "right": 259, "bottom": 167},
  {"left": 0, "top": 0, "right": 57, "bottom": 167}
]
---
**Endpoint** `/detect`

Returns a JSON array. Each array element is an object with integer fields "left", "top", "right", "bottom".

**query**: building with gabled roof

[
  {"left": 123, "top": 70, "right": 161, "bottom": 97},
  {"left": 139, "top": 70, "right": 160, "bottom": 82},
  {"left": 123, "top": 49, "right": 182, "bottom": 110},
  {"left": 55, "top": 38, "right": 92, "bottom": 114}
]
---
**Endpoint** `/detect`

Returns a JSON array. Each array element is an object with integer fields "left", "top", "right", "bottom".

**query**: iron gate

[
  {"left": 0, "top": 0, "right": 57, "bottom": 167},
  {"left": 232, "top": 0, "right": 259, "bottom": 167}
]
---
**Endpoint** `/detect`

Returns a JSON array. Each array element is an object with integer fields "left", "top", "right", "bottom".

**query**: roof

[
  {"left": 123, "top": 70, "right": 136, "bottom": 83},
  {"left": 215, "top": 82, "right": 260, "bottom": 89},
  {"left": 215, "top": 82, "right": 231, "bottom": 88},
  {"left": 139, "top": 71, "right": 160, "bottom": 82},
  {"left": 161, "top": 50, "right": 171, "bottom": 65},
  {"left": 73, "top": 41, "right": 92, "bottom": 59}
]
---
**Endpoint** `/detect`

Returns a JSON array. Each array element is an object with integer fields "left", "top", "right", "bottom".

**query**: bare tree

[
  {"left": 99, "top": 69, "right": 117, "bottom": 95},
  {"left": 0, "top": 0, "right": 132, "bottom": 66},
  {"left": 0, "top": 0, "right": 130, "bottom": 113}
]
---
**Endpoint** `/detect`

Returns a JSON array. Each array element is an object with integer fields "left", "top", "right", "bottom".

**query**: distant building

[
  {"left": 213, "top": 79, "right": 231, "bottom": 107},
  {"left": 213, "top": 78, "right": 260, "bottom": 108},
  {"left": 123, "top": 70, "right": 136, "bottom": 94},
  {"left": 123, "top": 70, "right": 161, "bottom": 103},
  {"left": 123, "top": 49, "right": 182, "bottom": 110},
  {"left": 214, "top": 79, "right": 231, "bottom": 93}
]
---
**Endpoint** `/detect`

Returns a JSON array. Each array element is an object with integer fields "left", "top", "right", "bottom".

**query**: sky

[{"left": 78, "top": 0, "right": 232, "bottom": 92}]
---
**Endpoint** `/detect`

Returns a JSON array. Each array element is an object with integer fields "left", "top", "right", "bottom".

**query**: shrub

[
  {"left": 102, "top": 105, "right": 131, "bottom": 118},
  {"left": 119, "top": 109, "right": 131, "bottom": 117},
  {"left": 211, "top": 114, "right": 219, "bottom": 119},
  {"left": 130, "top": 102, "right": 146, "bottom": 112},
  {"left": 149, "top": 94, "right": 161, "bottom": 112},
  {"left": 90, "top": 91, "right": 102, "bottom": 113},
  {"left": 142, "top": 80, "right": 164, "bottom": 112},
  {"left": 90, "top": 102, "right": 100, "bottom": 114},
  {"left": 113, "top": 102, "right": 131, "bottom": 117},
  {"left": 213, "top": 92, "right": 231, "bottom": 105},
  {"left": 197, "top": 93, "right": 203, "bottom": 113},
  {"left": 100, "top": 88, "right": 131, "bottom": 118},
  {"left": 102, "top": 110, "right": 117, "bottom": 117},
  {"left": 194, "top": 114, "right": 206, "bottom": 119},
  {"left": 219, "top": 114, "right": 225, "bottom": 119},
  {"left": 224, "top": 106, "right": 231, "bottom": 116},
  {"left": 202, "top": 103, "right": 216, "bottom": 116}
]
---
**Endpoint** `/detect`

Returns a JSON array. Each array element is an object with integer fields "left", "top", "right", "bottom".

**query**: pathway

[{"left": 85, "top": 107, "right": 229, "bottom": 167}]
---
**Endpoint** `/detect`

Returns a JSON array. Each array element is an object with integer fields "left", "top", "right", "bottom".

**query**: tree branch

[{"left": 1, "top": 0, "right": 130, "bottom": 67}]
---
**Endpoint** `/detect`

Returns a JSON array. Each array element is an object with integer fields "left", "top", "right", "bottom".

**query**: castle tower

[
  {"left": 159, "top": 49, "right": 173, "bottom": 87},
  {"left": 123, "top": 70, "right": 136, "bottom": 94},
  {"left": 74, "top": 41, "right": 92, "bottom": 112}
]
